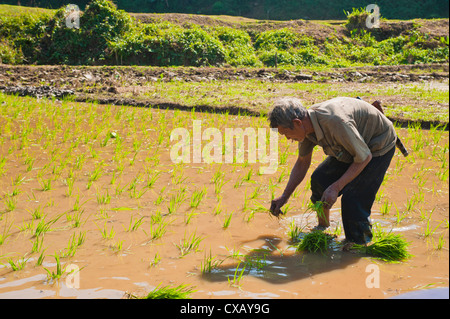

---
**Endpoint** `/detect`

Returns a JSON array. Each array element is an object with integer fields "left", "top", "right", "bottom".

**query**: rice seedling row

[{"left": 0, "top": 92, "right": 448, "bottom": 299}]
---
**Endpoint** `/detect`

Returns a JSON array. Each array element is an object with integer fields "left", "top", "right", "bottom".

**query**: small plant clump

[
  {"left": 296, "top": 231, "right": 334, "bottom": 254},
  {"left": 352, "top": 232, "right": 412, "bottom": 262},
  {"left": 128, "top": 283, "right": 196, "bottom": 299}
]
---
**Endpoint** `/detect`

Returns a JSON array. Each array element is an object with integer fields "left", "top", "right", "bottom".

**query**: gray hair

[{"left": 268, "top": 97, "right": 308, "bottom": 129}]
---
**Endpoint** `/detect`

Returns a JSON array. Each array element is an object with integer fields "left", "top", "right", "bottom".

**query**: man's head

[{"left": 268, "top": 97, "right": 309, "bottom": 142}]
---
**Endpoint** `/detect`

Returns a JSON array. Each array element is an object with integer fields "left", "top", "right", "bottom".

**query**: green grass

[
  {"left": 135, "top": 79, "right": 449, "bottom": 123},
  {"left": 0, "top": 4, "right": 54, "bottom": 18}
]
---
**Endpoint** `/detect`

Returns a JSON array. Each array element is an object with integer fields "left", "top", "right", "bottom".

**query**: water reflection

[{"left": 201, "top": 235, "right": 360, "bottom": 284}]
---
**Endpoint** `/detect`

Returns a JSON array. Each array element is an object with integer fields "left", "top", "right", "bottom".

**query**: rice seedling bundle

[
  {"left": 143, "top": 284, "right": 196, "bottom": 299},
  {"left": 296, "top": 231, "right": 333, "bottom": 254},
  {"left": 353, "top": 232, "right": 412, "bottom": 262}
]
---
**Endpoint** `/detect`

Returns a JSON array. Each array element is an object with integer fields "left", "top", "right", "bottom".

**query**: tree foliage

[
  {"left": 2, "top": 0, "right": 448, "bottom": 20},
  {"left": 0, "top": 0, "right": 448, "bottom": 67}
]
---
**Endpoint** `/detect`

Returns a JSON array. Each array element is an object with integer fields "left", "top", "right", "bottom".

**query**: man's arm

[
  {"left": 270, "top": 151, "right": 312, "bottom": 216},
  {"left": 321, "top": 153, "right": 373, "bottom": 208}
]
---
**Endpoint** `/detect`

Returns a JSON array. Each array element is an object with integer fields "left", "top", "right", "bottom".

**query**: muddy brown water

[{"left": 0, "top": 96, "right": 448, "bottom": 299}]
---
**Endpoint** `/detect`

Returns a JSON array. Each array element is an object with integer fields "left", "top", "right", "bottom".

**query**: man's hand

[
  {"left": 270, "top": 195, "right": 289, "bottom": 217},
  {"left": 321, "top": 183, "right": 340, "bottom": 209}
]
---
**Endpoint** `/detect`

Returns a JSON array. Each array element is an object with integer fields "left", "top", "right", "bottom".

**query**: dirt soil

[{"left": 0, "top": 63, "right": 448, "bottom": 129}]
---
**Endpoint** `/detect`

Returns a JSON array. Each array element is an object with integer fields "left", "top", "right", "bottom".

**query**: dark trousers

[{"left": 310, "top": 147, "right": 395, "bottom": 244}]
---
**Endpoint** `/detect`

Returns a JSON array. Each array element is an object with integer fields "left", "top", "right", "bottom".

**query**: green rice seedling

[
  {"left": 352, "top": 231, "right": 412, "bottom": 262},
  {"left": 129, "top": 186, "right": 148, "bottom": 199},
  {"left": 228, "top": 262, "right": 246, "bottom": 288},
  {"left": 243, "top": 250, "right": 269, "bottom": 271},
  {"left": 136, "top": 283, "right": 196, "bottom": 299},
  {"left": 111, "top": 240, "right": 124, "bottom": 253},
  {"left": 96, "top": 188, "right": 111, "bottom": 205},
  {"left": 115, "top": 181, "right": 128, "bottom": 196},
  {"left": 146, "top": 216, "right": 170, "bottom": 241},
  {"left": 7, "top": 256, "right": 29, "bottom": 271},
  {"left": 167, "top": 195, "right": 179, "bottom": 215},
  {"left": 36, "top": 249, "right": 46, "bottom": 266},
  {"left": 307, "top": 201, "right": 327, "bottom": 221},
  {"left": 190, "top": 188, "right": 207, "bottom": 209},
  {"left": 281, "top": 203, "right": 292, "bottom": 216},
  {"left": 18, "top": 219, "right": 34, "bottom": 234},
  {"left": 213, "top": 200, "right": 222, "bottom": 215},
  {"left": 242, "top": 189, "right": 250, "bottom": 212},
  {"left": 432, "top": 234, "right": 446, "bottom": 250},
  {"left": 61, "top": 231, "right": 86, "bottom": 258},
  {"left": 69, "top": 209, "right": 85, "bottom": 228},
  {"left": 4, "top": 195, "right": 17, "bottom": 212},
  {"left": 0, "top": 156, "right": 6, "bottom": 177},
  {"left": 100, "top": 223, "right": 116, "bottom": 240},
  {"left": 40, "top": 178, "right": 52, "bottom": 192},
  {"left": 145, "top": 171, "right": 161, "bottom": 189},
  {"left": 200, "top": 250, "right": 224, "bottom": 273},
  {"left": 277, "top": 168, "right": 288, "bottom": 184},
  {"left": 185, "top": 211, "right": 201, "bottom": 225},
  {"left": 65, "top": 176, "right": 75, "bottom": 197},
  {"left": 31, "top": 235, "right": 44, "bottom": 253},
  {"left": 96, "top": 208, "right": 110, "bottom": 220},
  {"left": 34, "top": 216, "right": 60, "bottom": 237},
  {"left": 380, "top": 199, "right": 392, "bottom": 216},
  {"left": 128, "top": 174, "right": 142, "bottom": 192},
  {"left": 394, "top": 204, "right": 408, "bottom": 224},
  {"left": 149, "top": 252, "right": 161, "bottom": 268},
  {"left": 44, "top": 253, "right": 64, "bottom": 281},
  {"left": 25, "top": 157, "right": 35, "bottom": 172},
  {"left": 250, "top": 186, "right": 261, "bottom": 200},
  {"left": 0, "top": 218, "right": 13, "bottom": 245},
  {"left": 243, "top": 168, "right": 253, "bottom": 183},
  {"left": 287, "top": 220, "right": 303, "bottom": 243},
  {"left": 223, "top": 212, "right": 233, "bottom": 229},
  {"left": 422, "top": 219, "right": 443, "bottom": 239},
  {"left": 214, "top": 176, "right": 227, "bottom": 195},
  {"left": 279, "top": 147, "right": 289, "bottom": 165},
  {"left": 296, "top": 230, "right": 333, "bottom": 254},
  {"left": 211, "top": 168, "right": 225, "bottom": 185},
  {"left": 175, "top": 231, "right": 203, "bottom": 257},
  {"left": 126, "top": 215, "right": 145, "bottom": 232},
  {"left": 172, "top": 168, "right": 187, "bottom": 185},
  {"left": 87, "top": 164, "right": 104, "bottom": 189},
  {"left": 13, "top": 173, "right": 26, "bottom": 186}
]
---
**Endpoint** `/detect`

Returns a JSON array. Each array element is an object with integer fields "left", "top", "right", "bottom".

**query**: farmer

[{"left": 269, "top": 96, "right": 397, "bottom": 245}]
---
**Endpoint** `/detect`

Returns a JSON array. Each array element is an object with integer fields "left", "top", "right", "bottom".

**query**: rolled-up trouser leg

[{"left": 310, "top": 147, "right": 395, "bottom": 244}]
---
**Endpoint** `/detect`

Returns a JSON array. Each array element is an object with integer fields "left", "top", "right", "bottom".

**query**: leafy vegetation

[
  {"left": 0, "top": 1, "right": 448, "bottom": 67},
  {"left": 3, "top": 0, "right": 448, "bottom": 20}
]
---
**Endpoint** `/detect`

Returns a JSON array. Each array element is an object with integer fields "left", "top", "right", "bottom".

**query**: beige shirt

[{"left": 298, "top": 97, "right": 397, "bottom": 163}]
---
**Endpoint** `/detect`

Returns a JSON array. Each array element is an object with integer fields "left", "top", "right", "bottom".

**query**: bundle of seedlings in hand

[
  {"left": 307, "top": 201, "right": 327, "bottom": 221},
  {"left": 296, "top": 231, "right": 334, "bottom": 254},
  {"left": 352, "top": 232, "right": 412, "bottom": 262}
]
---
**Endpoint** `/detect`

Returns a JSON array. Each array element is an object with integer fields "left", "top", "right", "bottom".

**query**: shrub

[
  {"left": 255, "top": 28, "right": 314, "bottom": 51},
  {"left": 39, "top": 0, "right": 133, "bottom": 64},
  {"left": 0, "top": 39, "right": 23, "bottom": 64},
  {"left": 258, "top": 49, "right": 300, "bottom": 67},
  {"left": 213, "top": 26, "right": 261, "bottom": 67},
  {"left": 344, "top": 7, "right": 371, "bottom": 31}
]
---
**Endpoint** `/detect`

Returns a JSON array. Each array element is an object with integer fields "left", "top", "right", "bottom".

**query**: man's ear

[{"left": 292, "top": 118, "right": 302, "bottom": 127}]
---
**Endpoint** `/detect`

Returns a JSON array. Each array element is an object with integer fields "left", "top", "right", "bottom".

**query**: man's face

[{"left": 277, "top": 119, "right": 305, "bottom": 142}]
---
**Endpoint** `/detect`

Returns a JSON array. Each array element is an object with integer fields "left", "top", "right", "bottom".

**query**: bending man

[{"left": 269, "top": 97, "right": 397, "bottom": 245}]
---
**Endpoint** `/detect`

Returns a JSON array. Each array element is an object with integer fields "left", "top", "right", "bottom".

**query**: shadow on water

[{"left": 201, "top": 235, "right": 361, "bottom": 285}]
